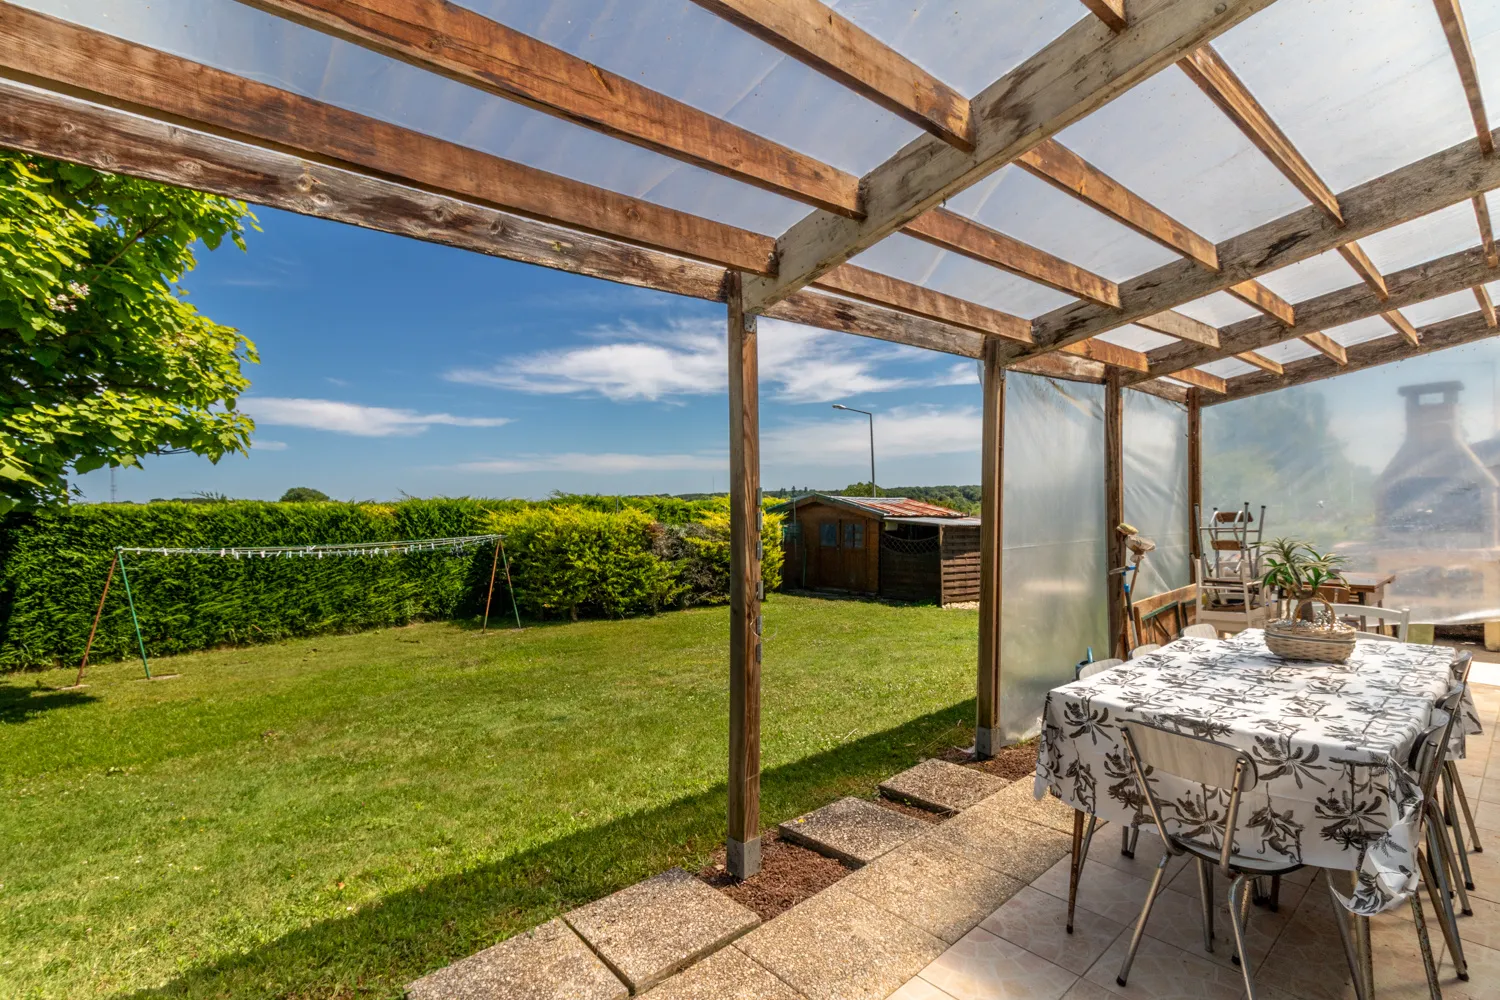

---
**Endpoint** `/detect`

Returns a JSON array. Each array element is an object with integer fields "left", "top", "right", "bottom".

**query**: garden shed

[{"left": 774, "top": 494, "right": 980, "bottom": 603}]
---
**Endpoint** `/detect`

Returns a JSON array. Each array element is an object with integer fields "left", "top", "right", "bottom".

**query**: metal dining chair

[
  {"left": 1180, "top": 623, "right": 1218, "bottom": 639},
  {"left": 1442, "top": 651, "right": 1481, "bottom": 891},
  {"left": 1328, "top": 683, "right": 1469, "bottom": 1000},
  {"left": 1114, "top": 720, "right": 1303, "bottom": 999},
  {"left": 1130, "top": 643, "right": 1163, "bottom": 659},
  {"left": 1077, "top": 657, "right": 1124, "bottom": 680}
]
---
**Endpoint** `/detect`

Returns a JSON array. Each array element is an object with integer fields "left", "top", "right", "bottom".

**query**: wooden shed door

[{"left": 812, "top": 517, "right": 870, "bottom": 592}]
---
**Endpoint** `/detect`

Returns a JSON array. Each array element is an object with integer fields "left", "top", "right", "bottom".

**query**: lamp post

[{"left": 832, "top": 404, "right": 876, "bottom": 498}]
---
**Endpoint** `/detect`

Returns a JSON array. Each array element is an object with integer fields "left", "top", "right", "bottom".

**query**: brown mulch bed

[
  {"left": 698, "top": 831, "right": 854, "bottom": 921},
  {"left": 875, "top": 797, "right": 945, "bottom": 823},
  {"left": 938, "top": 738, "right": 1039, "bottom": 781}
]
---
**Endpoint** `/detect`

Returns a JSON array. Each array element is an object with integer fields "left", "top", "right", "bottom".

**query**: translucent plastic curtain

[
  {"left": 1123, "top": 391, "right": 1191, "bottom": 599},
  {"left": 1000, "top": 374, "right": 1108, "bottom": 741},
  {"left": 1203, "top": 339, "right": 1500, "bottom": 624}
]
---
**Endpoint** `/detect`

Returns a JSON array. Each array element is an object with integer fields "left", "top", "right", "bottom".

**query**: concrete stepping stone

[
  {"left": 981, "top": 776, "right": 1077, "bottom": 834},
  {"left": 405, "top": 918, "right": 626, "bottom": 1000},
  {"left": 640, "top": 946, "right": 802, "bottom": 999},
  {"left": 920, "top": 804, "right": 1073, "bottom": 884},
  {"left": 563, "top": 867, "right": 760, "bottom": 994},
  {"left": 837, "top": 838, "right": 1025, "bottom": 944},
  {"left": 878, "top": 758, "right": 1008, "bottom": 814},
  {"left": 778, "top": 796, "right": 928, "bottom": 866}
]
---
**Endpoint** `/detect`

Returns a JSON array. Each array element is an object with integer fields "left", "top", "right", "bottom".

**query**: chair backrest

[
  {"left": 1411, "top": 684, "right": 1466, "bottom": 800},
  {"left": 1453, "top": 650, "right": 1474, "bottom": 684},
  {"left": 1180, "top": 623, "right": 1218, "bottom": 640},
  {"left": 1078, "top": 657, "right": 1124, "bottom": 679},
  {"left": 1354, "top": 631, "right": 1400, "bottom": 642},
  {"left": 1120, "top": 721, "right": 1258, "bottom": 870},
  {"left": 1327, "top": 603, "right": 1409, "bottom": 641},
  {"left": 1130, "top": 643, "right": 1163, "bottom": 659}
]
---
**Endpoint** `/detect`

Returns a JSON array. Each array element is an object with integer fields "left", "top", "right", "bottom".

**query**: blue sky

[{"left": 76, "top": 207, "right": 986, "bottom": 503}]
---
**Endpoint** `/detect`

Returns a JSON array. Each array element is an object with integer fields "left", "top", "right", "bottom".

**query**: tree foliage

[
  {"left": 279, "top": 486, "right": 330, "bottom": 503},
  {"left": 0, "top": 151, "right": 257, "bottom": 514}
]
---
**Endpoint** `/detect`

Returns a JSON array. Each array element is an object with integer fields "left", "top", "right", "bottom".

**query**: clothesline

[{"left": 114, "top": 535, "right": 502, "bottom": 559}]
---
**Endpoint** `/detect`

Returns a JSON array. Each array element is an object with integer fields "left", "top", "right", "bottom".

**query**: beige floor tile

[
  {"left": 1060, "top": 980, "right": 1120, "bottom": 1000},
  {"left": 979, "top": 885, "right": 1125, "bottom": 975},
  {"left": 886, "top": 977, "right": 957, "bottom": 1000},
  {"left": 1033, "top": 856, "right": 1161, "bottom": 928},
  {"left": 839, "top": 839, "right": 1025, "bottom": 944},
  {"left": 1457, "top": 754, "right": 1487, "bottom": 779},
  {"left": 918, "top": 927, "right": 1079, "bottom": 1000},
  {"left": 734, "top": 886, "right": 946, "bottom": 1000},
  {"left": 1475, "top": 798, "right": 1500, "bottom": 833},
  {"left": 1452, "top": 892, "right": 1500, "bottom": 952},
  {"left": 1437, "top": 939, "right": 1500, "bottom": 1000},
  {"left": 1162, "top": 863, "right": 1311, "bottom": 920},
  {"left": 1134, "top": 873, "right": 1282, "bottom": 973},
  {"left": 920, "top": 809, "right": 1073, "bottom": 884},
  {"left": 975, "top": 782, "right": 1078, "bottom": 836},
  {"left": 1083, "top": 932, "right": 1250, "bottom": 1000},
  {"left": 1083, "top": 826, "right": 1190, "bottom": 885}
]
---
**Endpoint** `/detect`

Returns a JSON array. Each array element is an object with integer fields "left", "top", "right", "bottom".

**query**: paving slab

[
  {"left": 879, "top": 758, "right": 1009, "bottom": 814},
  {"left": 979, "top": 777, "right": 1078, "bottom": 834},
  {"left": 640, "top": 946, "right": 804, "bottom": 1000},
  {"left": 837, "top": 837, "right": 1025, "bottom": 943},
  {"left": 733, "top": 885, "right": 946, "bottom": 1000},
  {"left": 563, "top": 867, "right": 760, "bottom": 994},
  {"left": 778, "top": 796, "right": 928, "bottom": 865},
  {"left": 405, "top": 918, "right": 626, "bottom": 1000},
  {"left": 919, "top": 804, "right": 1072, "bottom": 883}
]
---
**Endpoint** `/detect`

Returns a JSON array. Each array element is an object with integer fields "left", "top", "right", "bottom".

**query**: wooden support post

[
  {"left": 1105, "top": 372, "right": 1127, "bottom": 659},
  {"left": 726, "top": 273, "right": 762, "bottom": 879},
  {"left": 1187, "top": 388, "right": 1203, "bottom": 565},
  {"left": 976, "top": 340, "right": 1006, "bottom": 758}
]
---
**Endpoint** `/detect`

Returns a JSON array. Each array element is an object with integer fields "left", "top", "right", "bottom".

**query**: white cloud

[
  {"left": 454, "top": 452, "right": 724, "bottom": 474},
  {"left": 252, "top": 439, "right": 289, "bottom": 451},
  {"left": 246, "top": 398, "right": 509, "bottom": 437},
  {"left": 764, "top": 405, "right": 980, "bottom": 467},
  {"left": 445, "top": 318, "right": 959, "bottom": 404}
]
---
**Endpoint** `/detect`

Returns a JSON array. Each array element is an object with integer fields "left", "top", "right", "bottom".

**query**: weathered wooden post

[{"left": 975, "top": 340, "right": 1005, "bottom": 758}]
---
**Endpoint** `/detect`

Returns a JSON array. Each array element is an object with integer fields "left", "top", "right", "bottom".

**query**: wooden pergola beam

[
  {"left": 1298, "top": 330, "right": 1347, "bottom": 364},
  {"left": 1016, "top": 138, "right": 1218, "bottom": 269},
  {"left": 1178, "top": 44, "right": 1342, "bottom": 223},
  {"left": 1475, "top": 195, "right": 1499, "bottom": 267},
  {"left": 1381, "top": 310, "right": 1422, "bottom": 348},
  {"left": 1209, "top": 309, "right": 1500, "bottom": 403},
  {"left": 687, "top": 0, "right": 973, "bottom": 150},
  {"left": 1081, "top": 0, "right": 1129, "bottom": 32},
  {"left": 975, "top": 342, "right": 1004, "bottom": 757},
  {"left": 1235, "top": 351, "right": 1283, "bottom": 374},
  {"left": 1226, "top": 279, "right": 1294, "bottom": 326},
  {"left": 1060, "top": 338, "right": 1149, "bottom": 372},
  {"left": 903, "top": 210, "right": 1121, "bottom": 308},
  {"left": 1016, "top": 132, "right": 1500, "bottom": 361},
  {"left": 737, "top": 0, "right": 1277, "bottom": 313},
  {"left": 235, "top": 0, "right": 863, "bottom": 217},
  {"left": 1478, "top": 285, "right": 1498, "bottom": 327},
  {"left": 1135, "top": 246, "right": 1495, "bottom": 379},
  {"left": 1135, "top": 310, "right": 1220, "bottom": 347},
  {"left": 816, "top": 265, "right": 1032, "bottom": 342},
  {"left": 1433, "top": 0, "right": 1494, "bottom": 156},
  {"left": 1168, "top": 367, "right": 1227, "bottom": 394},
  {"left": 1337, "top": 242, "right": 1390, "bottom": 299}
]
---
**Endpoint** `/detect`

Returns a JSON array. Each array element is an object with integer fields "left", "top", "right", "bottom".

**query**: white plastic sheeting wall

[
  {"left": 1204, "top": 339, "right": 1500, "bottom": 624},
  {"left": 1123, "top": 391, "right": 1191, "bottom": 599},
  {"left": 999, "top": 374, "right": 1108, "bottom": 742}
]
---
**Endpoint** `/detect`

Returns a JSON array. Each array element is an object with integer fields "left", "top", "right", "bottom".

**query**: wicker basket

[{"left": 1264, "top": 597, "right": 1357, "bottom": 663}]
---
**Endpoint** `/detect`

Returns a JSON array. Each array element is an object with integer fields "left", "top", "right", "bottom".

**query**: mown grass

[{"left": 0, "top": 595, "right": 977, "bottom": 999}]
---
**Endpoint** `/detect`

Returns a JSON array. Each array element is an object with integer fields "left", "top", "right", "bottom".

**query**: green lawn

[{"left": 0, "top": 595, "right": 977, "bottom": 999}]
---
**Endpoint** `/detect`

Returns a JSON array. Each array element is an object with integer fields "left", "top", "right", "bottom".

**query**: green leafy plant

[
  {"left": 0, "top": 151, "right": 257, "bottom": 514},
  {"left": 279, "top": 486, "right": 330, "bottom": 503},
  {"left": 1259, "top": 536, "right": 1346, "bottom": 619}
]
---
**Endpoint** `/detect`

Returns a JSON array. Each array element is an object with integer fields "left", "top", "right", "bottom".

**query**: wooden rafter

[
  {"left": 1016, "top": 133, "right": 1500, "bottom": 361},
  {"left": 734, "top": 0, "right": 1277, "bottom": 313},
  {"left": 1169, "top": 367, "right": 1228, "bottom": 394},
  {"left": 1135, "top": 246, "right": 1495, "bottom": 379},
  {"left": 903, "top": 210, "right": 1120, "bottom": 307},
  {"left": 816, "top": 265, "right": 1031, "bottom": 342},
  {"left": 1381, "top": 310, "right": 1422, "bottom": 348},
  {"left": 1235, "top": 351, "right": 1283, "bottom": 374},
  {"left": 1210, "top": 309, "right": 1500, "bottom": 403},
  {"left": 1016, "top": 139, "right": 1218, "bottom": 269},
  {"left": 1478, "top": 285, "right": 1498, "bottom": 327},
  {"left": 1299, "top": 330, "right": 1348, "bottom": 364},
  {"left": 236, "top": 0, "right": 862, "bottom": 216},
  {"left": 1475, "top": 195, "right": 1499, "bottom": 267},
  {"left": 1080, "top": 0, "right": 1129, "bottom": 32},
  {"left": 686, "top": 0, "right": 972, "bottom": 149},
  {"left": 1178, "top": 44, "right": 1342, "bottom": 222},
  {"left": 1135, "top": 310, "right": 1219, "bottom": 347},
  {"left": 1336, "top": 242, "right": 1390, "bottom": 299},
  {"left": 1433, "top": 0, "right": 1494, "bottom": 156},
  {"left": 1060, "top": 338, "right": 1149, "bottom": 373},
  {"left": 1227, "top": 279, "right": 1294, "bottom": 326}
]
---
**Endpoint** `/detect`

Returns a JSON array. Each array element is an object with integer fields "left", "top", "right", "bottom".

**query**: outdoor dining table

[{"left": 1035, "top": 629, "right": 1480, "bottom": 915}]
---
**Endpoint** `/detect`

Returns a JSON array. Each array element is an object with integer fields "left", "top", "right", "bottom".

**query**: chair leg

[
  {"left": 1445, "top": 772, "right": 1477, "bottom": 891},
  {"left": 1430, "top": 800, "right": 1473, "bottom": 916},
  {"left": 1231, "top": 868, "right": 1254, "bottom": 967},
  {"left": 1421, "top": 844, "right": 1469, "bottom": 981},
  {"left": 1327, "top": 872, "right": 1370, "bottom": 1000},
  {"left": 1121, "top": 823, "right": 1139, "bottom": 859},
  {"left": 1270, "top": 874, "right": 1281, "bottom": 913},
  {"left": 1117, "top": 851, "right": 1171, "bottom": 988},
  {"left": 1226, "top": 875, "right": 1257, "bottom": 1000},
  {"left": 1448, "top": 759, "right": 1484, "bottom": 854},
  {"left": 1411, "top": 890, "right": 1443, "bottom": 1000},
  {"left": 1068, "top": 812, "right": 1097, "bottom": 934},
  {"left": 1196, "top": 856, "right": 1215, "bottom": 954}
]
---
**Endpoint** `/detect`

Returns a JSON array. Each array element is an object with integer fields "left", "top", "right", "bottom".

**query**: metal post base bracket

[
  {"left": 975, "top": 726, "right": 996, "bottom": 760},
  {"left": 727, "top": 836, "right": 762, "bottom": 880}
]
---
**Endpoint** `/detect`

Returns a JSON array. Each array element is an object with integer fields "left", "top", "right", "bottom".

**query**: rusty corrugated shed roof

[{"left": 773, "top": 493, "right": 970, "bottom": 520}]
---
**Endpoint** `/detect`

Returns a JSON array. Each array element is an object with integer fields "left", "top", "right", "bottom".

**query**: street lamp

[{"left": 832, "top": 404, "right": 876, "bottom": 498}]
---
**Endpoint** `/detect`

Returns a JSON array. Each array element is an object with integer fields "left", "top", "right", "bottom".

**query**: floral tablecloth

[{"left": 1034, "top": 630, "right": 1478, "bottom": 914}]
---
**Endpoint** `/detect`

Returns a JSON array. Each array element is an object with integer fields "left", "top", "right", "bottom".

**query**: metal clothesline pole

[
  {"left": 500, "top": 538, "right": 522, "bottom": 629},
  {"left": 73, "top": 550, "right": 119, "bottom": 687},
  {"left": 116, "top": 549, "right": 152, "bottom": 680},
  {"left": 482, "top": 538, "right": 501, "bottom": 631}
]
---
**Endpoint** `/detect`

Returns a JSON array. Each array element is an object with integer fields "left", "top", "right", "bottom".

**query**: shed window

[
  {"left": 819, "top": 522, "right": 838, "bottom": 547},
  {"left": 844, "top": 522, "right": 865, "bottom": 549}
]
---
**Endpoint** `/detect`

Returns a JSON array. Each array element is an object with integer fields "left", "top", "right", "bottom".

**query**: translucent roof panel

[
  {"left": 849, "top": 233, "right": 1075, "bottom": 319},
  {"left": 1257, "top": 249, "right": 1364, "bottom": 304},
  {"left": 945, "top": 167, "right": 1180, "bottom": 284},
  {"left": 1202, "top": 357, "right": 1257, "bottom": 379},
  {"left": 1402, "top": 290, "right": 1486, "bottom": 328},
  {"left": 1051, "top": 58, "right": 1307, "bottom": 243},
  {"left": 1212, "top": 0, "right": 1474, "bottom": 193},
  {"left": 1358, "top": 201, "right": 1483, "bottom": 275},
  {"left": 1096, "top": 326, "right": 1175, "bottom": 352},
  {"left": 1174, "top": 292, "right": 1261, "bottom": 327},
  {"left": 1326, "top": 316, "right": 1396, "bottom": 349},
  {"left": 1255, "top": 338, "right": 1318, "bottom": 365}
]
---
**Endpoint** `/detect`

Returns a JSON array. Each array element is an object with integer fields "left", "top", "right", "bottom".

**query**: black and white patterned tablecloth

[{"left": 1034, "top": 630, "right": 1478, "bottom": 914}]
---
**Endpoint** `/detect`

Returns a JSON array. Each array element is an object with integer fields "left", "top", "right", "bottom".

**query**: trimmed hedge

[{"left": 0, "top": 496, "right": 782, "bottom": 668}]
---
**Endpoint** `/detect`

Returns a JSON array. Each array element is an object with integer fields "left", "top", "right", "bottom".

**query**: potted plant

[{"left": 1259, "top": 538, "right": 1356, "bottom": 661}]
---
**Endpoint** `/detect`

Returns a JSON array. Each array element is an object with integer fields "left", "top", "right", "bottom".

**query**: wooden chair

[
  {"left": 1328, "top": 602, "right": 1410, "bottom": 641},
  {"left": 1078, "top": 657, "right": 1124, "bottom": 680},
  {"left": 1131, "top": 583, "right": 1198, "bottom": 647},
  {"left": 1180, "top": 623, "right": 1218, "bottom": 639},
  {"left": 1115, "top": 721, "right": 1303, "bottom": 999},
  {"left": 1194, "top": 503, "right": 1273, "bottom": 635},
  {"left": 1130, "top": 643, "right": 1162, "bottom": 659}
]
